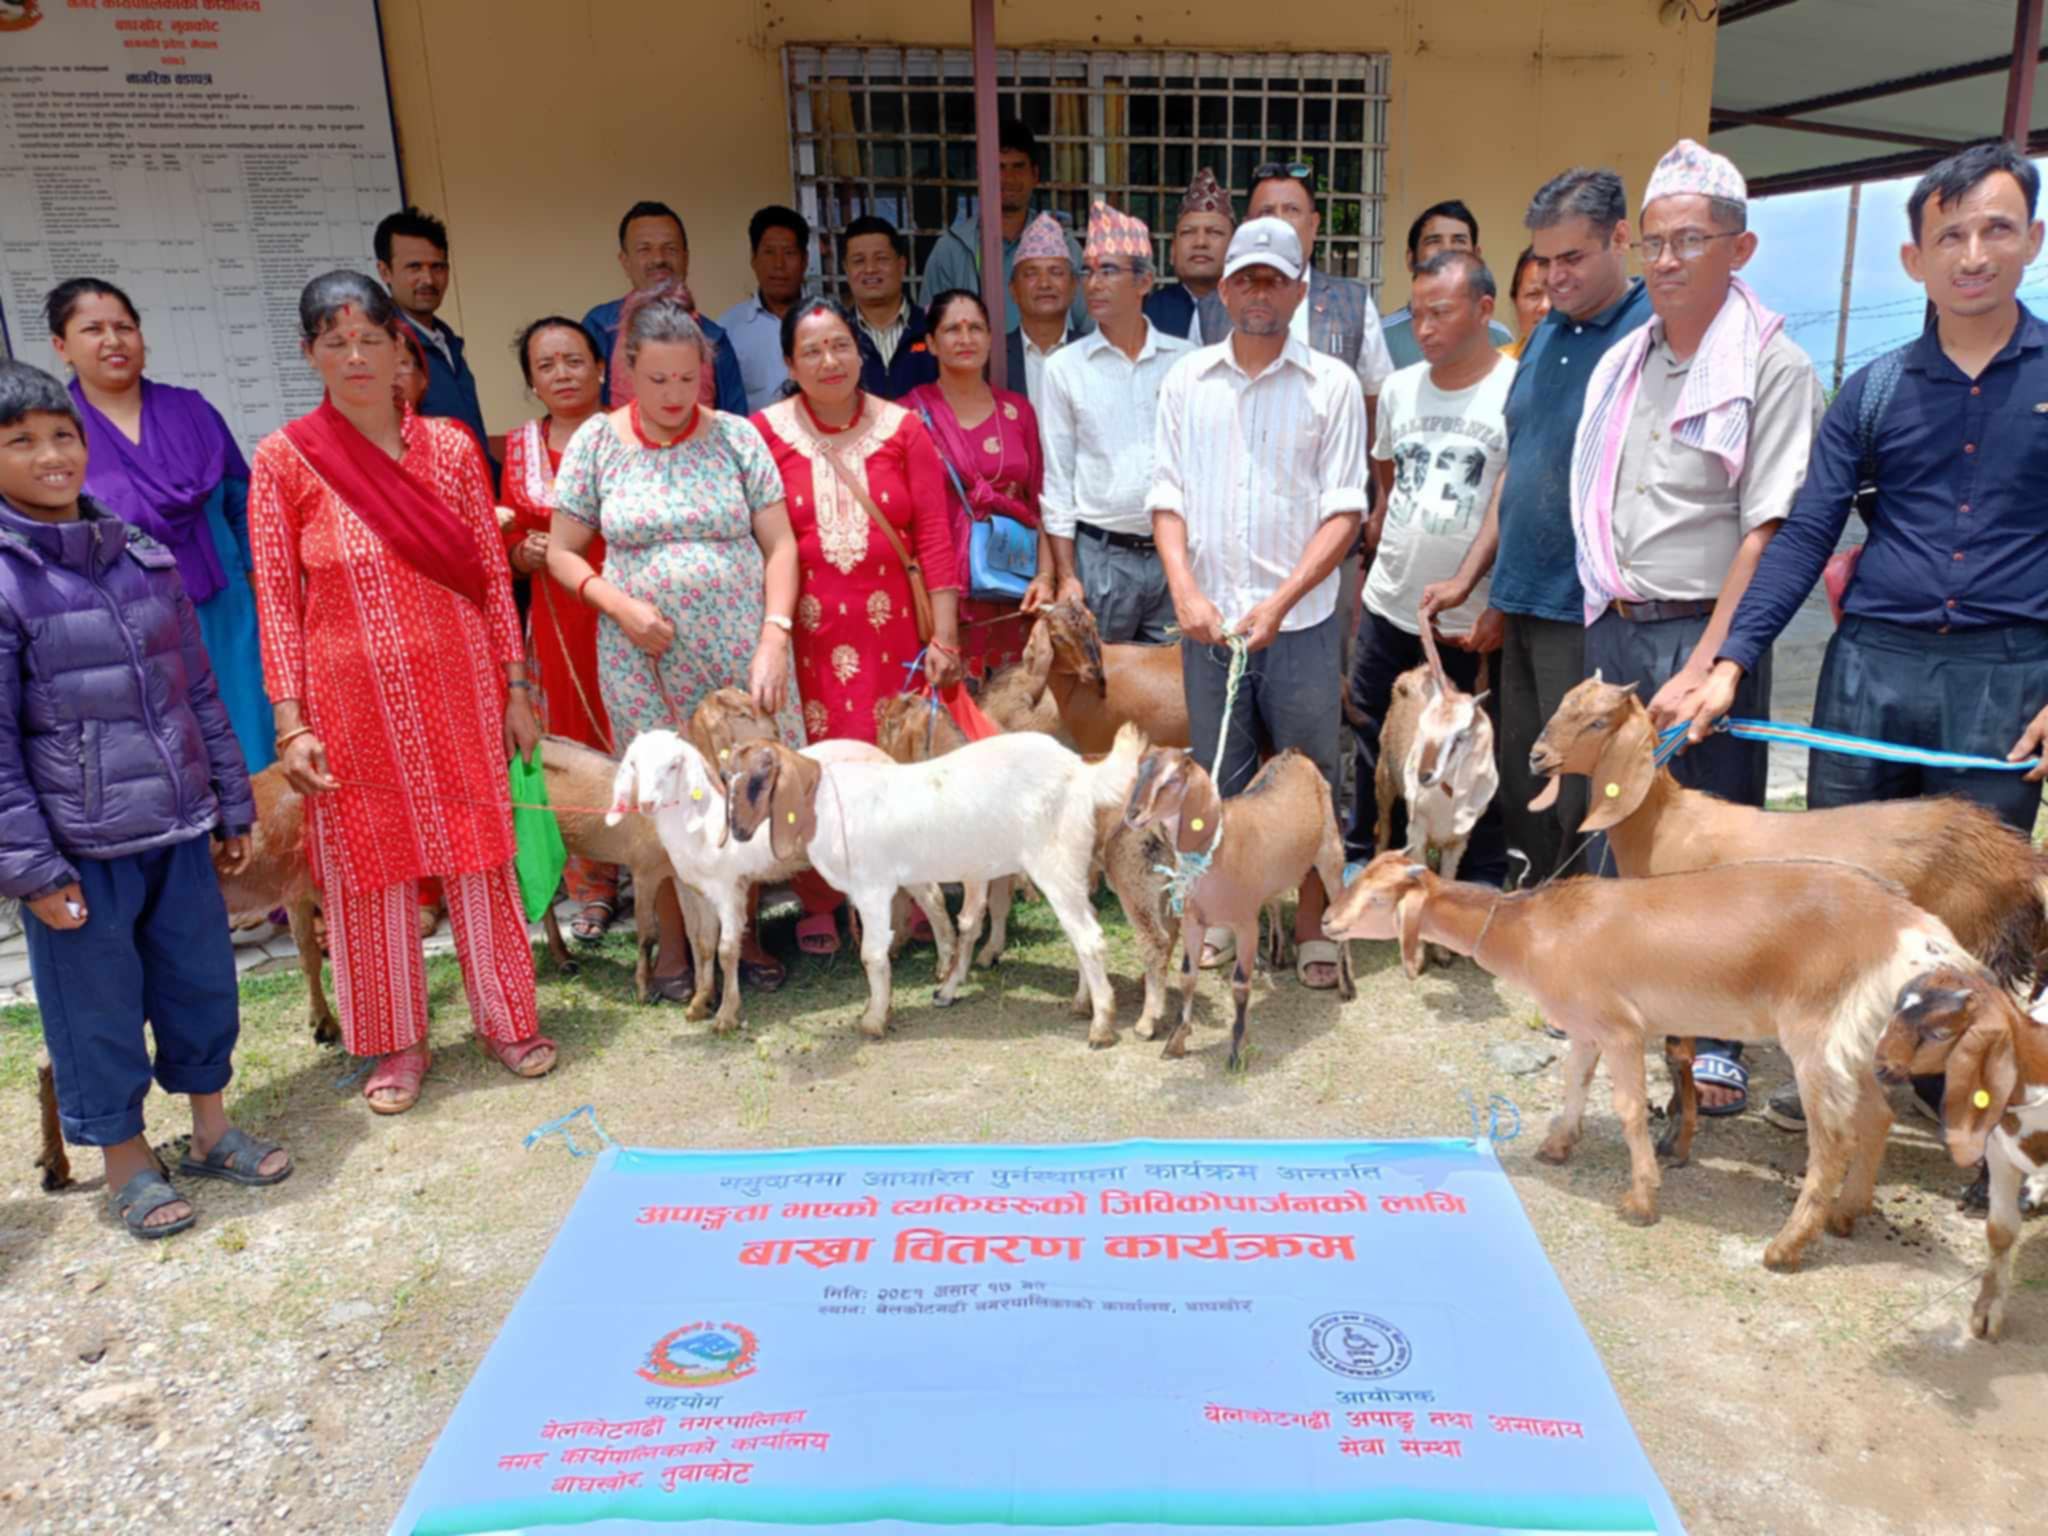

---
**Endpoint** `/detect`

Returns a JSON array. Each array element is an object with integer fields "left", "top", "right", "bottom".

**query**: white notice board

[{"left": 0, "top": 0, "right": 404, "bottom": 457}]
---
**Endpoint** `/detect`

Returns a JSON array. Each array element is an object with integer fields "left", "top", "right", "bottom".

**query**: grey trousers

[
  {"left": 1496, "top": 613, "right": 1590, "bottom": 883},
  {"left": 1182, "top": 615, "right": 1341, "bottom": 797},
  {"left": 1074, "top": 531, "right": 1177, "bottom": 645}
]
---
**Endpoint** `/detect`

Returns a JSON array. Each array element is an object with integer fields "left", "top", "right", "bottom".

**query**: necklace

[
  {"left": 800, "top": 390, "right": 865, "bottom": 437},
  {"left": 630, "top": 399, "right": 697, "bottom": 449}
]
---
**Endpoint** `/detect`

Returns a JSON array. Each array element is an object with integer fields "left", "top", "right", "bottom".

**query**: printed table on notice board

[{"left": 391, "top": 1138, "right": 1684, "bottom": 1535}]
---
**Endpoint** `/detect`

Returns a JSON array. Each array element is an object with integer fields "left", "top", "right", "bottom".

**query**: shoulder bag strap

[{"left": 820, "top": 441, "right": 935, "bottom": 643}]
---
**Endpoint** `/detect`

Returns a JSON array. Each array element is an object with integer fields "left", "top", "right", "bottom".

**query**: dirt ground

[{"left": 1, "top": 878, "right": 2043, "bottom": 1536}]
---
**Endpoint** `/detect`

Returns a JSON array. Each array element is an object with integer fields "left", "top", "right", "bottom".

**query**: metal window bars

[{"left": 784, "top": 46, "right": 1389, "bottom": 301}]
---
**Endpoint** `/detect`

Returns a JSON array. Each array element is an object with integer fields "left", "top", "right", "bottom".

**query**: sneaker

[{"left": 1761, "top": 1084, "right": 1805, "bottom": 1132}]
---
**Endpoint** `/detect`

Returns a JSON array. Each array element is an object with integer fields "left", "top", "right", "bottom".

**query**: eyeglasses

[
  {"left": 1080, "top": 263, "right": 1138, "bottom": 281},
  {"left": 1630, "top": 230, "right": 1740, "bottom": 264},
  {"left": 1252, "top": 159, "right": 1317, "bottom": 189}
]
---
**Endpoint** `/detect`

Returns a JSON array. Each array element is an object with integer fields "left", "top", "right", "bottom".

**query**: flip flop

[
  {"left": 1294, "top": 938, "right": 1342, "bottom": 991},
  {"left": 795, "top": 912, "right": 841, "bottom": 957},
  {"left": 481, "top": 1033, "right": 558, "bottom": 1080},
  {"left": 107, "top": 1167, "right": 194, "bottom": 1241},
  {"left": 740, "top": 954, "right": 787, "bottom": 992},
  {"left": 1691, "top": 1051, "right": 1748, "bottom": 1117},
  {"left": 1200, "top": 930, "right": 1236, "bottom": 971},
  {"left": 364, "top": 1043, "right": 430, "bottom": 1115},
  {"left": 177, "top": 1126, "right": 291, "bottom": 1187},
  {"left": 568, "top": 900, "right": 616, "bottom": 946}
]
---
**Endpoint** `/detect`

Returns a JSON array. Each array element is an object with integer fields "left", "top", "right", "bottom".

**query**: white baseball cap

[{"left": 1222, "top": 216, "right": 1306, "bottom": 281}]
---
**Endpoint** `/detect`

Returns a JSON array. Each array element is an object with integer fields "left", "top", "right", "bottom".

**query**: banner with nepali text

[{"left": 391, "top": 1139, "right": 1684, "bottom": 1535}]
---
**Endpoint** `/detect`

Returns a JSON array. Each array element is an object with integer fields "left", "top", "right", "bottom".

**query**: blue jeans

[{"left": 23, "top": 834, "right": 240, "bottom": 1146}]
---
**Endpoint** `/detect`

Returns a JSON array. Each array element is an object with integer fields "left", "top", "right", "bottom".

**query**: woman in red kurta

[
  {"left": 250, "top": 272, "right": 556, "bottom": 1115},
  {"left": 501, "top": 315, "right": 617, "bottom": 941}
]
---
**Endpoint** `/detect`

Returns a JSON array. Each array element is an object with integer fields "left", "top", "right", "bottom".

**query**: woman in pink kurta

[{"left": 249, "top": 272, "right": 555, "bottom": 1115}]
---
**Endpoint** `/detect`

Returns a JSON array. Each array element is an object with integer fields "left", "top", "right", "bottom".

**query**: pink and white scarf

[{"left": 1569, "top": 276, "right": 1784, "bottom": 624}]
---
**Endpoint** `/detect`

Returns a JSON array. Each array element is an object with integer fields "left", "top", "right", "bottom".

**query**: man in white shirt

[
  {"left": 1346, "top": 250, "right": 1515, "bottom": 882},
  {"left": 1005, "top": 212, "right": 1079, "bottom": 404},
  {"left": 1151, "top": 217, "right": 1369, "bottom": 988},
  {"left": 716, "top": 205, "right": 810, "bottom": 411},
  {"left": 1033, "top": 202, "right": 1193, "bottom": 641}
]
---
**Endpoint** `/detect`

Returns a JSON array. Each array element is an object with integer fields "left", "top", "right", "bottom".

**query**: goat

[
  {"left": 689, "top": 687, "right": 776, "bottom": 772},
  {"left": 1325, "top": 852, "right": 1975, "bottom": 1270},
  {"left": 980, "top": 601, "right": 1188, "bottom": 753},
  {"left": 610, "top": 732, "right": 956, "bottom": 1033},
  {"left": 1373, "top": 625, "right": 1497, "bottom": 968},
  {"left": 1124, "top": 747, "right": 1355, "bottom": 1069},
  {"left": 875, "top": 692, "right": 1176, "bottom": 1036},
  {"left": 725, "top": 726, "right": 1146, "bottom": 1045},
  {"left": 1877, "top": 967, "right": 2048, "bottom": 1340},
  {"left": 1529, "top": 674, "right": 2048, "bottom": 1162}
]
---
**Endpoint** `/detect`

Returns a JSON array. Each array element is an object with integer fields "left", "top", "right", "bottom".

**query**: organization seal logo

[
  {"left": 0, "top": 1, "right": 45, "bottom": 35},
  {"left": 1308, "top": 1311, "right": 1412, "bottom": 1379},
  {"left": 637, "top": 1320, "right": 760, "bottom": 1388}
]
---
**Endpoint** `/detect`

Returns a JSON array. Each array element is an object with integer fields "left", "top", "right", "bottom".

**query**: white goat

[
  {"left": 608, "top": 732, "right": 956, "bottom": 1033},
  {"left": 724, "top": 725, "right": 1148, "bottom": 1045}
]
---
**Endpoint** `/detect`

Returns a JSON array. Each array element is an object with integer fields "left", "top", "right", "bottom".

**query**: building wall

[{"left": 377, "top": 0, "right": 1715, "bottom": 433}]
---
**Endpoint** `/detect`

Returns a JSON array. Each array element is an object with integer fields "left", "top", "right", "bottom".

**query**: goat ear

[
  {"left": 768, "top": 750, "right": 820, "bottom": 864},
  {"left": 605, "top": 754, "right": 637, "bottom": 828},
  {"left": 1175, "top": 771, "right": 1224, "bottom": 855},
  {"left": 1470, "top": 689, "right": 1491, "bottom": 708},
  {"left": 1395, "top": 890, "right": 1427, "bottom": 980},
  {"left": 1940, "top": 1015, "right": 2019, "bottom": 1169},
  {"left": 1578, "top": 701, "right": 1656, "bottom": 833},
  {"left": 1021, "top": 618, "right": 1054, "bottom": 679}
]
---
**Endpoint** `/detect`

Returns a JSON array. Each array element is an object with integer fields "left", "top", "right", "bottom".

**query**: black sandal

[
  {"left": 177, "top": 1127, "right": 291, "bottom": 1187},
  {"left": 108, "top": 1168, "right": 195, "bottom": 1240},
  {"left": 568, "top": 900, "right": 616, "bottom": 946}
]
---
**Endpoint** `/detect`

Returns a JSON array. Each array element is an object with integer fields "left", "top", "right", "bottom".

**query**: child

[{"left": 0, "top": 360, "right": 289, "bottom": 1239}]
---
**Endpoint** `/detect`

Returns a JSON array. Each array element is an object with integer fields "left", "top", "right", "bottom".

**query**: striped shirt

[
  {"left": 1038, "top": 320, "right": 1194, "bottom": 539},
  {"left": 856, "top": 298, "right": 910, "bottom": 369},
  {"left": 1149, "top": 335, "right": 1370, "bottom": 632}
]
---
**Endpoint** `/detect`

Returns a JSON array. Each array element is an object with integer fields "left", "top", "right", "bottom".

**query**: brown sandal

[
  {"left": 364, "top": 1043, "right": 430, "bottom": 1115},
  {"left": 481, "top": 1033, "right": 558, "bottom": 1079}
]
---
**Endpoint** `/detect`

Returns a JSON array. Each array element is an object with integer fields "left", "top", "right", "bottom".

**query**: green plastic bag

[{"left": 509, "top": 750, "right": 568, "bottom": 924}]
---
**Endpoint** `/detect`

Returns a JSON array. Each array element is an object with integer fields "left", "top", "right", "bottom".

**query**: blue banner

[{"left": 391, "top": 1139, "right": 1683, "bottom": 1534}]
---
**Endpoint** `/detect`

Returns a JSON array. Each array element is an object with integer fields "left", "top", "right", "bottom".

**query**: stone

[
  {"left": 63, "top": 1378, "right": 162, "bottom": 1431},
  {"left": 1489, "top": 1041, "right": 1560, "bottom": 1077},
  {"left": 321, "top": 1300, "right": 378, "bottom": 1329}
]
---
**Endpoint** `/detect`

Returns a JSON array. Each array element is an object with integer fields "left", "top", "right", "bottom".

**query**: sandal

[
  {"left": 107, "top": 1167, "right": 195, "bottom": 1241},
  {"left": 795, "top": 912, "right": 841, "bottom": 957},
  {"left": 1200, "top": 930, "right": 1236, "bottom": 971},
  {"left": 1294, "top": 938, "right": 1342, "bottom": 991},
  {"left": 178, "top": 1127, "right": 291, "bottom": 1187},
  {"left": 1691, "top": 1051, "right": 1748, "bottom": 1117},
  {"left": 740, "top": 954, "right": 786, "bottom": 992},
  {"left": 651, "top": 969, "right": 696, "bottom": 1004},
  {"left": 568, "top": 900, "right": 616, "bottom": 946},
  {"left": 481, "top": 1033, "right": 558, "bottom": 1080},
  {"left": 364, "top": 1043, "right": 430, "bottom": 1115}
]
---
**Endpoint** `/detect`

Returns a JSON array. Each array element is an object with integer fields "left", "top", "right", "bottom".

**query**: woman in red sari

[
  {"left": 250, "top": 272, "right": 556, "bottom": 1116},
  {"left": 500, "top": 315, "right": 616, "bottom": 942},
  {"left": 751, "top": 298, "right": 961, "bottom": 954},
  {"left": 904, "top": 289, "right": 1047, "bottom": 680}
]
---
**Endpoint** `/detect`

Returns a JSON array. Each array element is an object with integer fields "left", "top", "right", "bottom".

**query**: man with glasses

[
  {"left": 1680, "top": 139, "right": 2048, "bottom": 1153},
  {"left": 1566, "top": 139, "right": 1822, "bottom": 1118},
  {"left": 1381, "top": 200, "right": 1515, "bottom": 369},
  {"left": 1421, "top": 167, "right": 1653, "bottom": 882},
  {"left": 1031, "top": 202, "right": 1193, "bottom": 638},
  {"left": 1152, "top": 217, "right": 1368, "bottom": 991}
]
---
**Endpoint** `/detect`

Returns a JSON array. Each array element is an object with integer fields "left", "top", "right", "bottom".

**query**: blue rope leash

[
  {"left": 523, "top": 1104, "right": 617, "bottom": 1158},
  {"left": 1154, "top": 636, "right": 1249, "bottom": 915},
  {"left": 1655, "top": 717, "right": 2042, "bottom": 775}
]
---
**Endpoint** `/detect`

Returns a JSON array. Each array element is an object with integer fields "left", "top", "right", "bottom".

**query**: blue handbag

[{"left": 918, "top": 406, "right": 1038, "bottom": 603}]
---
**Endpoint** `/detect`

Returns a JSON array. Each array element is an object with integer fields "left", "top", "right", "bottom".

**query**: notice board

[{"left": 0, "top": 0, "right": 404, "bottom": 457}]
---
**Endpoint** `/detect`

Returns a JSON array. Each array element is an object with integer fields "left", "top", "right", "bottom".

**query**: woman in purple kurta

[{"left": 48, "top": 278, "right": 273, "bottom": 771}]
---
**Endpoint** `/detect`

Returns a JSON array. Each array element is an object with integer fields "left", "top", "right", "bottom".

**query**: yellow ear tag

[
  {"left": 718, "top": 749, "right": 729, "bottom": 761},
  {"left": 786, "top": 811, "right": 798, "bottom": 824},
  {"left": 690, "top": 788, "right": 704, "bottom": 802},
  {"left": 1974, "top": 1089, "right": 1993, "bottom": 1109},
  {"left": 1190, "top": 817, "right": 1205, "bottom": 832},
  {"left": 1604, "top": 782, "right": 1621, "bottom": 799}
]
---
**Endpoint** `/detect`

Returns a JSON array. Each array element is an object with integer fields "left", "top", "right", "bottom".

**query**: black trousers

[
  {"left": 1496, "top": 614, "right": 1590, "bottom": 883},
  {"left": 1344, "top": 608, "right": 1508, "bottom": 883}
]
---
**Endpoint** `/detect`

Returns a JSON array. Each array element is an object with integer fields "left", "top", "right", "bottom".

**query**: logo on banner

[
  {"left": 1308, "top": 1312, "right": 1412, "bottom": 1379},
  {"left": 0, "top": 1, "right": 44, "bottom": 35},
  {"left": 638, "top": 1320, "right": 760, "bottom": 1387}
]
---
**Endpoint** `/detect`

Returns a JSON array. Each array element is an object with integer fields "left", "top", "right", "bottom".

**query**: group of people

[{"left": 5, "top": 107, "right": 2044, "bottom": 1241}]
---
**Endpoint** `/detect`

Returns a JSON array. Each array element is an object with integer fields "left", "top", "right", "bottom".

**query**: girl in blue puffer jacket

[{"left": 0, "top": 360, "right": 291, "bottom": 1240}]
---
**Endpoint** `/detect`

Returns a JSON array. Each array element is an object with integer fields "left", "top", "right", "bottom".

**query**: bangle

[
  {"left": 578, "top": 572, "right": 602, "bottom": 606},
  {"left": 928, "top": 640, "right": 961, "bottom": 657},
  {"left": 507, "top": 679, "right": 535, "bottom": 692},
  {"left": 762, "top": 612, "right": 793, "bottom": 633},
  {"left": 275, "top": 725, "right": 313, "bottom": 752}
]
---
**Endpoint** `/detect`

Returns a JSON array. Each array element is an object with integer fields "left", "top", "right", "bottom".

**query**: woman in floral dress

[{"left": 547, "top": 295, "right": 799, "bottom": 992}]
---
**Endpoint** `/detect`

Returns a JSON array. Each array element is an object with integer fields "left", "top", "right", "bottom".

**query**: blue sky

[{"left": 1747, "top": 156, "right": 2048, "bottom": 388}]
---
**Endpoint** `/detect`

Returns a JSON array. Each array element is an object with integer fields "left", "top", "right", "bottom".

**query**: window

[{"left": 784, "top": 46, "right": 1389, "bottom": 301}]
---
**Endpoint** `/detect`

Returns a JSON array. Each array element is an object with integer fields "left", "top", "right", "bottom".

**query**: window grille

[{"left": 783, "top": 46, "right": 1389, "bottom": 300}]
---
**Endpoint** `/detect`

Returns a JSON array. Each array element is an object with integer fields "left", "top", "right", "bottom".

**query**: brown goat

[
  {"left": 876, "top": 692, "right": 1176, "bottom": 1034},
  {"left": 1124, "top": 747, "right": 1354, "bottom": 1068},
  {"left": 1326, "top": 852, "right": 1975, "bottom": 1269},
  {"left": 689, "top": 687, "right": 777, "bottom": 772},
  {"left": 980, "top": 602, "right": 1188, "bottom": 753},
  {"left": 1530, "top": 676, "right": 2048, "bottom": 1162},
  {"left": 1876, "top": 967, "right": 2048, "bottom": 1340}
]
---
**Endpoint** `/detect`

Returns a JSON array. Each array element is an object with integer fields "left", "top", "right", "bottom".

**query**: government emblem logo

[
  {"left": 1309, "top": 1311, "right": 1412, "bottom": 1379},
  {"left": 638, "top": 1320, "right": 760, "bottom": 1387}
]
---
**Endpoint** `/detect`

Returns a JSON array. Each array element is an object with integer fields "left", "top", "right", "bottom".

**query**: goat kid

[
  {"left": 1325, "top": 853, "right": 1972, "bottom": 1270},
  {"left": 726, "top": 726, "right": 1145, "bottom": 1044},
  {"left": 1124, "top": 748, "right": 1355, "bottom": 1069},
  {"left": 1529, "top": 673, "right": 2048, "bottom": 1163},
  {"left": 980, "top": 601, "right": 1188, "bottom": 753},
  {"left": 1877, "top": 968, "right": 2048, "bottom": 1340},
  {"left": 609, "top": 732, "right": 956, "bottom": 1033}
]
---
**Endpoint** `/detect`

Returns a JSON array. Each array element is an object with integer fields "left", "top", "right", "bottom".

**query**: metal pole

[
  {"left": 1833, "top": 183, "right": 1860, "bottom": 393},
  {"left": 2005, "top": 0, "right": 2046, "bottom": 144},
  {"left": 971, "top": 0, "right": 1008, "bottom": 390}
]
